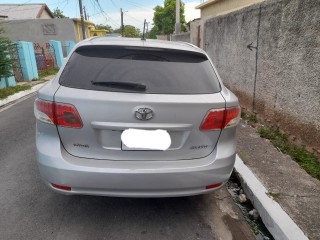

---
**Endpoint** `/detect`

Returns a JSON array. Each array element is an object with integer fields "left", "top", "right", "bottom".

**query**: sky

[{"left": 0, "top": 0, "right": 202, "bottom": 30}]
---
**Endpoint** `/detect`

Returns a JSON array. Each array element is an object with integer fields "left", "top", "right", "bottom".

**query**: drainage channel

[{"left": 227, "top": 173, "right": 274, "bottom": 240}]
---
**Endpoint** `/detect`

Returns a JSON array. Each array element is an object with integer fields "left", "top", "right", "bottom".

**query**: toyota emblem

[{"left": 135, "top": 107, "right": 153, "bottom": 120}]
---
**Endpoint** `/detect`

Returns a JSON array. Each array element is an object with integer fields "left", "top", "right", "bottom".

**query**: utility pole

[
  {"left": 78, "top": 0, "right": 86, "bottom": 40},
  {"left": 83, "top": 6, "right": 87, "bottom": 21},
  {"left": 142, "top": 19, "right": 146, "bottom": 40},
  {"left": 175, "top": 0, "right": 180, "bottom": 34},
  {"left": 120, "top": 8, "right": 124, "bottom": 37}
]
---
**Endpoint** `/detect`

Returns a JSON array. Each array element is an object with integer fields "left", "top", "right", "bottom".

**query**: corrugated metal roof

[{"left": 0, "top": 3, "right": 54, "bottom": 20}]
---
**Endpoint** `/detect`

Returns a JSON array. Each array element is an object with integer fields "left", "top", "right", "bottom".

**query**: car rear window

[{"left": 59, "top": 46, "right": 221, "bottom": 94}]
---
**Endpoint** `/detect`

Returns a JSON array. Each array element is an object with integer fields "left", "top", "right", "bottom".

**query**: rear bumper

[{"left": 36, "top": 125, "right": 236, "bottom": 197}]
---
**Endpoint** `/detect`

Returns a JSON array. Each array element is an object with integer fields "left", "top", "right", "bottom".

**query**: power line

[
  {"left": 91, "top": 0, "right": 121, "bottom": 28},
  {"left": 109, "top": 0, "right": 118, "bottom": 9},
  {"left": 124, "top": 12, "right": 143, "bottom": 25},
  {"left": 0, "top": 0, "right": 32, "bottom": 14},
  {"left": 75, "top": 0, "right": 79, "bottom": 18},
  {"left": 49, "top": 0, "right": 70, "bottom": 8},
  {"left": 120, "top": 0, "right": 152, "bottom": 12},
  {"left": 100, "top": 6, "right": 121, "bottom": 27},
  {"left": 61, "top": 0, "right": 70, "bottom": 11},
  {"left": 88, "top": 0, "right": 99, "bottom": 16}
]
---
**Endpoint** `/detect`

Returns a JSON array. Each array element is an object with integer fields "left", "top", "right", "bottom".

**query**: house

[
  {"left": 0, "top": 3, "right": 77, "bottom": 47},
  {"left": 196, "top": 0, "right": 264, "bottom": 19},
  {"left": 1, "top": 18, "right": 77, "bottom": 48},
  {"left": 195, "top": 0, "right": 265, "bottom": 48},
  {"left": 72, "top": 19, "right": 107, "bottom": 41},
  {"left": 0, "top": 3, "right": 54, "bottom": 20},
  {"left": 0, "top": 3, "right": 106, "bottom": 49}
]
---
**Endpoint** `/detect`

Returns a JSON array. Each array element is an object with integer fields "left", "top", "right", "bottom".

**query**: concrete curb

[
  {"left": 234, "top": 155, "right": 308, "bottom": 240},
  {"left": 0, "top": 83, "right": 46, "bottom": 108}
]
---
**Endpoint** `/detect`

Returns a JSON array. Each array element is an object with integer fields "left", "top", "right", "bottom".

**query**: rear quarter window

[{"left": 59, "top": 46, "right": 221, "bottom": 94}]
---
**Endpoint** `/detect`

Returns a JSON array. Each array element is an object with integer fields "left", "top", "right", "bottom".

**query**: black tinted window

[{"left": 59, "top": 46, "right": 221, "bottom": 94}]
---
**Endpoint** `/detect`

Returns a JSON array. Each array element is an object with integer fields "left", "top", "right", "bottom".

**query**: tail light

[
  {"left": 200, "top": 106, "right": 240, "bottom": 130},
  {"left": 51, "top": 183, "right": 71, "bottom": 191},
  {"left": 34, "top": 98, "right": 82, "bottom": 128},
  {"left": 206, "top": 183, "right": 222, "bottom": 189}
]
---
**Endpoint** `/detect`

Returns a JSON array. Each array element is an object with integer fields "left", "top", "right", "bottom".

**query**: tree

[
  {"left": 0, "top": 29, "right": 16, "bottom": 79},
  {"left": 114, "top": 25, "right": 141, "bottom": 38},
  {"left": 148, "top": 26, "right": 158, "bottom": 39},
  {"left": 53, "top": 7, "right": 67, "bottom": 18},
  {"left": 152, "top": 0, "right": 186, "bottom": 36},
  {"left": 95, "top": 24, "right": 113, "bottom": 33}
]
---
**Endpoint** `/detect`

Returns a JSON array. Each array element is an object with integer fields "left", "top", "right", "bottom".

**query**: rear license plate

[{"left": 121, "top": 129, "right": 171, "bottom": 151}]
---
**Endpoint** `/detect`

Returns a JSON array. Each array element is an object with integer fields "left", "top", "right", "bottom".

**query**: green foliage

[
  {"left": 152, "top": 0, "right": 187, "bottom": 35},
  {"left": 53, "top": 7, "right": 67, "bottom": 18},
  {"left": 0, "top": 67, "right": 58, "bottom": 99},
  {"left": 0, "top": 85, "right": 31, "bottom": 99},
  {"left": 257, "top": 127, "right": 320, "bottom": 180},
  {"left": 266, "top": 191, "right": 280, "bottom": 200},
  {"left": 0, "top": 28, "right": 16, "bottom": 79},
  {"left": 114, "top": 25, "right": 141, "bottom": 38},
  {"left": 241, "top": 112, "right": 257, "bottom": 124},
  {"left": 257, "top": 127, "right": 286, "bottom": 141},
  {"left": 148, "top": 26, "right": 158, "bottom": 39},
  {"left": 38, "top": 68, "right": 59, "bottom": 80},
  {"left": 95, "top": 24, "right": 113, "bottom": 32}
]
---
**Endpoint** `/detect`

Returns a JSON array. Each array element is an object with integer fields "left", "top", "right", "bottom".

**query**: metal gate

[
  {"left": 8, "top": 44, "right": 24, "bottom": 82},
  {"left": 33, "top": 43, "right": 56, "bottom": 72}
]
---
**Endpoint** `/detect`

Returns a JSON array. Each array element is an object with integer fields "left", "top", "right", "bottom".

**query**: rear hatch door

[{"left": 55, "top": 45, "right": 225, "bottom": 161}]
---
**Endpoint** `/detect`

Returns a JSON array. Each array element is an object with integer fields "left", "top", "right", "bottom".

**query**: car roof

[{"left": 76, "top": 37, "right": 205, "bottom": 54}]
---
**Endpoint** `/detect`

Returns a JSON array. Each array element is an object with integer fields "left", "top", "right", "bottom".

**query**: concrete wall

[
  {"left": 156, "top": 35, "right": 170, "bottom": 41},
  {"left": 204, "top": 0, "right": 320, "bottom": 153},
  {"left": 0, "top": 19, "right": 76, "bottom": 46},
  {"left": 171, "top": 32, "right": 191, "bottom": 43},
  {"left": 190, "top": 19, "right": 201, "bottom": 47},
  {"left": 197, "top": 0, "right": 264, "bottom": 48}
]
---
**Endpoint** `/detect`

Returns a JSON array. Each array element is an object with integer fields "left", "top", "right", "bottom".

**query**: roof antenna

[{"left": 141, "top": 19, "right": 146, "bottom": 40}]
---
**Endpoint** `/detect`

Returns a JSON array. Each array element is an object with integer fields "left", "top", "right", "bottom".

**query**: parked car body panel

[
  {"left": 54, "top": 86, "right": 226, "bottom": 161},
  {"left": 35, "top": 38, "right": 240, "bottom": 197},
  {"left": 36, "top": 120, "right": 236, "bottom": 197}
]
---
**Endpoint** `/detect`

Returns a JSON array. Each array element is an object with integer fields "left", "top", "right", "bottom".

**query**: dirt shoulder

[{"left": 237, "top": 120, "right": 320, "bottom": 239}]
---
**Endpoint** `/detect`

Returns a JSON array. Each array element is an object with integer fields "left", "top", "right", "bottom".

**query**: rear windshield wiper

[{"left": 91, "top": 81, "right": 146, "bottom": 91}]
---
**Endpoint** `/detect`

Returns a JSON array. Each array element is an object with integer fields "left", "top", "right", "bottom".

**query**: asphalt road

[{"left": 0, "top": 95, "right": 254, "bottom": 240}]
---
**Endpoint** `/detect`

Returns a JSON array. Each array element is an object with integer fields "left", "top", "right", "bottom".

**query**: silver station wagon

[{"left": 34, "top": 38, "right": 240, "bottom": 197}]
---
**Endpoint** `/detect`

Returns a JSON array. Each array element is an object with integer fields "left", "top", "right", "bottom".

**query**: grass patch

[
  {"left": 266, "top": 191, "right": 280, "bottom": 200},
  {"left": 241, "top": 112, "right": 257, "bottom": 124},
  {"left": 257, "top": 126, "right": 320, "bottom": 180},
  {"left": 1, "top": 68, "right": 57, "bottom": 101},
  {"left": 0, "top": 85, "right": 31, "bottom": 100},
  {"left": 38, "top": 67, "right": 59, "bottom": 80}
]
